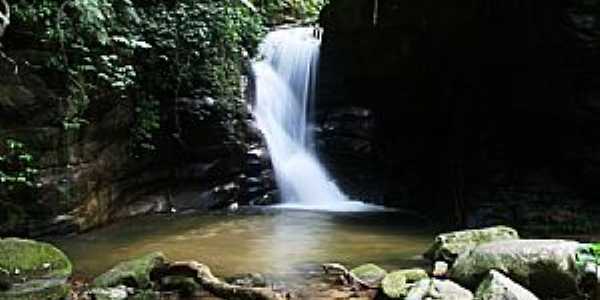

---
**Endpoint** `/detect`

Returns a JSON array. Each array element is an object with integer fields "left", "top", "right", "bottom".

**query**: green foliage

[
  {"left": 10, "top": 0, "right": 264, "bottom": 158},
  {"left": 252, "top": 0, "right": 327, "bottom": 24},
  {"left": 0, "top": 139, "right": 40, "bottom": 192},
  {"left": 575, "top": 243, "right": 600, "bottom": 269}
]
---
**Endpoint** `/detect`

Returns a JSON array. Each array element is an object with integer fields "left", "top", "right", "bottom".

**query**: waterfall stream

[{"left": 253, "top": 27, "right": 378, "bottom": 211}]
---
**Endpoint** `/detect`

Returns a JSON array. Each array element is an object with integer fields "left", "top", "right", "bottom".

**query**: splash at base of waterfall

[{"left": 253, "top": 27, "right": 382, "bottom": 212}]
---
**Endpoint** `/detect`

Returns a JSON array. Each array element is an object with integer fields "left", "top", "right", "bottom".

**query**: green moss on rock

[
  {"left": 381, "top": 271, "right": 408, "bottom": 299},
  {"left": 93, "top": 252, "right": 166, "bottom": 289},
  {"left": 424, "top": 226, "right": 519, "bottom": 263},
  {"left": 0, "top": 238, "right": 72, "bottom": 300},
  {"left": 350, "top": 263, "right": 387, "bottom": 287}
]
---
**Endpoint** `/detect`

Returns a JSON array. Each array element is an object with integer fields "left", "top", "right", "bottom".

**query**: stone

[
  {"left": 88, "top": 287, "right": 129, "bottom": 300},
  {"left": 433, "top": 261, "right": 449, "bottom": 278},
  {"left": 405, "top": 278, "right": 473, "bottom": 300},
  {"left": 0, "top": 238, "right": 72, "bottom": 300},
  {"left": 350, "top": 264, "right": 387, "bottom": 287},
  {"left": 160, "top": 276, "right": 201, "bottom": 295},
  {"left": 475, "top": 270, "right": 539, "bottom": 300},
  {"left": 450, "top": 239, "right": 581, "bottom": 298},
  {"left": 423, "top": 226, "right": 520, "bottom": 263},
  {"left": 381, "top": 271, "right": 408, "bottom": 298},
  {"left": 93, "top": 252, "right": 166, "bottom": 289}
]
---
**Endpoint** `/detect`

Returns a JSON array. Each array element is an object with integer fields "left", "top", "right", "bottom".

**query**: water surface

[{"left": 52, "top": 208, "right": 433, "bottom": 283}]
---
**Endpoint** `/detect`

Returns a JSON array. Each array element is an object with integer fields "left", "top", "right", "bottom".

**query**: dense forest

[{"left": 1, "top": 0, "right": 600, "bottom": 299}]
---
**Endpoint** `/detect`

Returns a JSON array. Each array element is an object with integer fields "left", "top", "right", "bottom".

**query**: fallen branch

[
  {"left": 151, "top": 261, "right": 286, "bottom": 300},
  {"left": 322, "top": 263, "right": 376, "bottom": 289}
]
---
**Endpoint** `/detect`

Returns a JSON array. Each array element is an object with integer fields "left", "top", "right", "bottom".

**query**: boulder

[
  {"left": 475, "top": 270, "right": 539, "bottom": 300},
  {"left": 405, "top": 278, "right": 473, "bottom": 300},
  {"left": 0, "top": 238, "right": 72, "bottom": 300},
  {"left": 424, "top": 226, "right": 519, "bottom": 263},
  {"left": 93, "top": 252, "right": 166, "bottom": 289},
  {"left": 450, "top": 239, "right": 581, "bottom": 298},
  {"left": 381, "top": 272, "right": 408, "bottom": 299},
  {"left": 350, "top": 264, "right": 387, "bottom": 287}
]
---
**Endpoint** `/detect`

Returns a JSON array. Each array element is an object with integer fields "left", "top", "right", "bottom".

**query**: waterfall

[{"left": 253, "top": 27, "right": 378, "bottom": 211}]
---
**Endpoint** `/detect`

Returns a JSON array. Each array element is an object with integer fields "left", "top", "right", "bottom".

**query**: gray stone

[
  {"left": 475, "top": 270, "right": 539, "bottom": 300},
  {"left": 450, "top": 239, "right": 581, "bottom": 298},
  {"left": 424, "top": 226, "right": 520, "bottom": 263},
  {"left": 405, "top": 278, "right": 473, "bottom": 300}
]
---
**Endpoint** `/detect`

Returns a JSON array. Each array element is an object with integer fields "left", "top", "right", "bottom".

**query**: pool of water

[{"left": 50, "top": 208, "right": 434, "bottom": 283}]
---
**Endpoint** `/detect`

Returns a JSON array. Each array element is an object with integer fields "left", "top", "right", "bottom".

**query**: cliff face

[
  {"left": 0, "top": 1, "right": 276, "bottom": 236},
  {"left": 317, "top": 0, "right": 600, "bottom": 225}
]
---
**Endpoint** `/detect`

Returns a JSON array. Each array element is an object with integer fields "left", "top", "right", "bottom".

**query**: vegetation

[
  {"left": 252, "top": 0, "right": 328, "bottom": 24},
  {"left": 8, "top": 0, "right": 264, "bottom": 156}
]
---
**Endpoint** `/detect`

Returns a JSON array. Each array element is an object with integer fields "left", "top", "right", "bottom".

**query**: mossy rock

[
  {"left": 381, "top": 271, "right": 408, "bottom": 299},
  {"left": 424, "top": 226, "right": 519, "bottom": 263},
  {"left": 350, "top": 263, "right": 387, "bottom": 287},
  {"left": 0, "top": 238, "right": 72, "bottom": 300},
  {"left": 450, "top": 239, "right": 580, "bottom": 298},
  {"left": 93, "top": 252, "right": 166, "bottom": 289}
]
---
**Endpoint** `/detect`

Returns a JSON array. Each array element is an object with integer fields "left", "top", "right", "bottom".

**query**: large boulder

[
  {"left": 405, "top": 278, "right": 473, "bottom": 300},
  {"left": 93, "top": 252, "right": 166, "bottom": 289},
  {"left": 350, "top": 263, "right": 387, "bottom": 287},
  {"left": 450, "top": 239, "right": 581, "bottom": 298},
  {"left": 424, "top": 226, "right": 519, "bottom": 263},
  {"left": 0, "top": 238, "right": 72, "bottom": 300},
  {"left": 475, "top": 270, "right": 539, "bottom": 300}
]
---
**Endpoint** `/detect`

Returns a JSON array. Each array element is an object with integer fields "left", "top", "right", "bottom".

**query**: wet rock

[
  {"left": 350, "top": 264, "right": 387, "bottom": 287},
  {"left": 88, "top": 286, "right": 129, "bottom": 300},
  {"left": 450, "top": 239, "right": 581, "bottom": 298},
  {"left": 405, "top": 278, "right": 473, "bottom": 300},
  {"left": 93, "top": 252, "right": 166, "bottom": 289},
  {"left": 0, "top": 238, "right": 72, "bottom": 300},
  {"left": 424, "top": 226, "right": 519, "bottom": 263},
  {"left": 475, "top": 270, "right": 539, "bottom": 300}
]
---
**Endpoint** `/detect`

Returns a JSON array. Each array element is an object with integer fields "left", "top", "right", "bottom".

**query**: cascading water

[{"left": 253, "top": 27, "right": 378, "bottom": 211}]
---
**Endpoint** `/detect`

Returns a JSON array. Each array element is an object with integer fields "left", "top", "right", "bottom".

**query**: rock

[
  {"left": 93, "top": 252, "right": 166, "bottom": 289},
  {"left": 395, "top": 268, "right": 429, "bottom": 283},
  {"left": 381, "top": 272, "right": 408, "bottom": 299},
  {"left": 475, "top": 270, "right": 539, "bottom": 300},
  {"left": 0, "top": 238, "right": 72, "bottom": 300},
  {"left": 424, "top": 226, "right": 520, "bottom": 263},
  {"left": 450, "top": 239, "right": 581, "bottom": 298},
  {"left": 350, "top": 264, "right": 387, "bottom": 287},
  {"left": 405, "top": 278, "right": 473, "bottom": 300},
  {"left": 88, "top": 287, "right": 129, "bottom": 300},
  {"left": 433, "top": 261, "right": 449, "bottom": 278}
]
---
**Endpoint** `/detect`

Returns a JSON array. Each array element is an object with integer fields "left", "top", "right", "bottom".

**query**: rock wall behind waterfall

[{"left": 317, "top": 0, "right": 600, "bottom": 226}]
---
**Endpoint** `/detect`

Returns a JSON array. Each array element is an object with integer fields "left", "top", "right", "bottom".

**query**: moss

[
  {"left": 0, "top": 238, "right": 72, "bottom": 279},
  {"left": 424, "top": 226, "right": 519, "bottom": 262},
  {"left": 0, "top": 280, "right": 70, "bottom": 300},
  {"left": 381, "top": 271, "right": 408, "bottom": 299},
  {"left": 93, "top": 252, "right": 166, "bottom": 289},
  {"left": 350, "top": 263, "right": 387, "bottom": 286}
]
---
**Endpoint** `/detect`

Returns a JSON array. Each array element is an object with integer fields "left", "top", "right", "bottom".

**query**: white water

[{"left": 253, "top": 28, "right": 380, "bottom": 212}]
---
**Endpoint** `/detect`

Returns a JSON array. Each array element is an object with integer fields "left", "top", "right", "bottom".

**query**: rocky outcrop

[
  {"left": 449, "top": 239, "right": 582, "bottom": 298},
  {"left": 0, "top": 238, "right": 72, "bottom": 300},
  {"left": 317, "top": 0, "right": 600, "bottom": 225}
]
